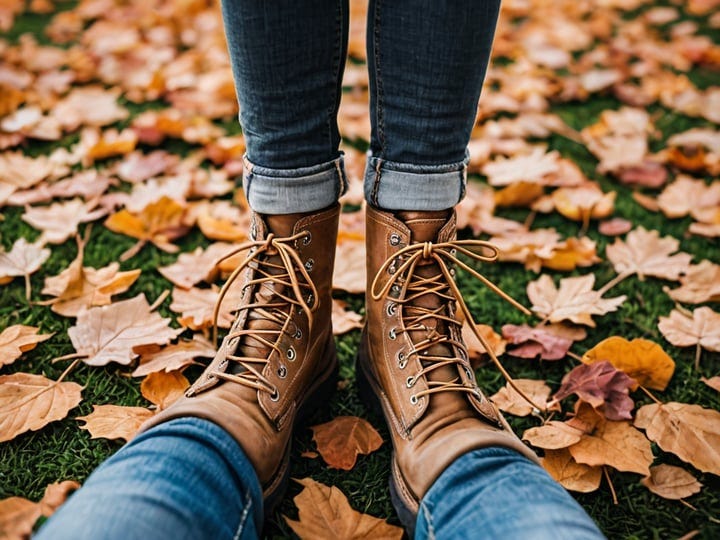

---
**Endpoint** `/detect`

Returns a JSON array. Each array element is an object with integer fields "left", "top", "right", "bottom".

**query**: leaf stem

[
  {"left": 24, "top": 273, "right": 31, "bottom": 302},
  {"left": 603, "top": 467, "right": 618, "bottom": 505},
  {"left": 694, "top": 343, "right": 702, "bottom": 371},
  {"left": 598, "top": 272, "right": 630, "bottom": 296},
  {"left": 638, "top": 385, "right": 663, "bottom": 405},
  {"left": 52, "top": 352, "right": 87, "bottom": 364},
  {"left": 567, "top": 350, "right": 583, "bottom": 363},
  {"left": 57, "top": 358, "right": 81, "bottom": 383},
  {"left": 149, "top": 289, "right": 170, "bottom": 312}
]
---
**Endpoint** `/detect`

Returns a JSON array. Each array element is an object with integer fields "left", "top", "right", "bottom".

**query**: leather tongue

[{"left": 395, "top": 210, "right": 450, "bottom": 244}]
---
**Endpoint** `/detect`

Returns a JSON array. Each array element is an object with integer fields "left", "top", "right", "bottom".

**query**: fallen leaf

[
  {"left": 598, "top": 218, "right": 632, "bottom": 236},
  {"left": 635, "top": 402, "right": 720, "bottom": 475},
  {"left": 657, "top": 175, "right": 720, "bottom": 220},
  {"left": 0, "top": 238, "right": 51, "bottom": 299},
  {"left": 527, "top": 274, "right": 626, "bottom": 327},
  {"left": 39, "top": 480, "right": 81, "bottom": 517},
  {"left": 632, "top": 192, "right": 660, "bottom": 212},
  {"left": 158, "top": 242, "right": 237, "bottom": 289},
  {"left": 501, "top": 323, "right": 574, "bottom": 360},
  {"left": 490, "top": 379, "right": 559, "bottom": 417},
  {"left": 0, "top": 496, "right": 40, "bottom": 540},
  {"left": 8, "top": 170, "right": 116, "bottom": 206},
  {"left": 617, "top": 162, "right": 668, "bottom": 188},
  {"left": 582, "top": 336, "right": 675, "bottom": 391},
  {"left": 523, "top": 421, "right": 584, "bottom": 450},
  {"left": 331, "top": 299, "right": 363, "bottom": 335},
  {"left": 68, "top": 294, "right": 182, "bottom": 366},
  {"left": 461, "top": 321, "right": 506, "bottom": 362},
  {"left": 0, "top": 325, "right": 53, "bottom": 367},
  {"left": 77, "top": 404, "right": 154, "bottom": 442},
  {"left": 553, "top": 361, "right": 636, "bottom": 420},
  {"left": 658, "top": 308, "right": 720, "bottom": 359},
  {"left": 666, "top": 260, "right": 720, "bottom": 304},
  {"left": 193, "top": 200, "right": 250, "bottom": 242},
  {"left": 541, "top": 448, "right": 602, "bottom": 493},
  {"left": 481, "top": 147, "right": 561, "bottom": 186},
  {"left": 169, "top": 285, "right": 237, "bottom": 330},
  {"left": 0, "top": 372, "right": 82, "bottom": 442},
  {"left": 132, "top": 335, "right": 216, "bottom": 377},
  {"left": 701, "top": 376, "right": 720, "bottom": 392},
  {"left": 22, "top": 198, "right": 107, "bottom": 244},
  {"left": 115, "top": 150, "right": 179, "bottom": 183},
  {"left": 606, "top": 226, "right": 692, "bottom": 281},
  {"left": 140, "top": 370, "right": 189, "bottom": 410},
  {"left": 641, "top": 464, "right": 702, "bottom": 500},
  {"left": 580, "top": 107, "right": 651, "bottom": 174},
  {"left": 285, "top": 478, "right": 402, "bottom": 540},
  {"left": 104, "top": 196, "right": 190, "bottom": 260},
  {"left": 51, "top": 86, "right": 128, "bottom": 131},
  {"left": 311, "top": 416, "right": 383, "bottom": 470},
  {"left": 551, "top": 184, "right": 616, "bottom": 222}
]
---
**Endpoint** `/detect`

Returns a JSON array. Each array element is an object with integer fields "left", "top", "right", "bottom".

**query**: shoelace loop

[{"left": 371, "top": 239, "right": 544, "bottom": 412}]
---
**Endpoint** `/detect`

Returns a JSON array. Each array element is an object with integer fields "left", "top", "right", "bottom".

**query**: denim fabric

[
  {"left": 222, "top": 0, "right": 500, "bottom": 212},
  {"left": 416, "top": 447, "right": 606, "bottom": 540},
  {"left": 34, "top": 418, "right": 263, "bottom": 540}
]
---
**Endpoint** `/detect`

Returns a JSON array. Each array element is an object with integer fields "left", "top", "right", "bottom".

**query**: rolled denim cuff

[
  {"left": 242, "top": 154, "right": 347, "bottom": 214},
  {"left": 363, "top": 152, "right": 468, "bottom": 211}
]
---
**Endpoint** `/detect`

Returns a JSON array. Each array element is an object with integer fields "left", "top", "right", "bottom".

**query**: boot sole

[
  {"left": 356, "top": 335, "right": 419, "bottom": 538},
  {"left": 263, "top": 337, "right": 339, "bottom": 519}
]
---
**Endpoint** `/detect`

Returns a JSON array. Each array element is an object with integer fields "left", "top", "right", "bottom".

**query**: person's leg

[
  {"left": 416, "top": 448, "right": 605, "bottom": 540},
  {"left": 35, "top": 418, "right": 263, "bottom": 540},
  {"left": 364, "top": 0, "right": 501, "bottom": 211},
  {"left": 221, "top": 0, "right": 349, "bottom": 213}
]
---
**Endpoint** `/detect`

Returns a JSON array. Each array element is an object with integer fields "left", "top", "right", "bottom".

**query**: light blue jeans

[{"left": 36, "top": 418, "right": 604, "bottom": 539}]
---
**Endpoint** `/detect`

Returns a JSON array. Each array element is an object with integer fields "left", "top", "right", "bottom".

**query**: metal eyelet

[
  {"left": 450, "top": 248, "right": 457, "bottom": 256},
  {"left": 277, "top": 365, "right": 287, "bottom": 378},
  {"left": 387, "top": 262, "right": 397, "bottom": 275},
  {"left": 406, "top": 376, "right": 415, "bottom": 388},
  {"left": 304, "top": 258, "right": 314, "bottom": 272},
  {"left": 386, "top": 302, "right": 397, "bottom": 316},
  {"left": 391, "top": 284, "right": 401, "bottom": 296},
  {"left": 449, "top": 268, "right": 456, "bottom": 278},
  {"left": 294, "top": 328, "right": 302, "bottom": 340},
  {"left": 397, "top": 351, "right": 407, "bottom": 369},
  {"left": 270, "top": 388, "right": 280, "bottom": 401},
  {"left": 389, "top": 233, "right": 401, "bottom": 246},
  {"left": 410, "top": 394, "right": 418, "bottom": 405},
  {"left": 388, "top": 328, "right": 397, "bottom": 340},
  {"left": 302, "top": 231, "right": 312, "bottom": 245},
  {"left": 306, "top": 293, "right": 314, "bottom": 305},
  {"left": 286, "top": 347, "right": 296, "bottom": 361},
  {"left": 464, "top": 366, "right": 474, "bottom": 379}
]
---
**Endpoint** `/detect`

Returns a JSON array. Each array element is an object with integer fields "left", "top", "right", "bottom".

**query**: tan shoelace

[
  {"left": 371, "top": 239, "right": 543, "bottom": 411},
  {"left": 209, "top": 231, "right": 318, "bottom": 397}
]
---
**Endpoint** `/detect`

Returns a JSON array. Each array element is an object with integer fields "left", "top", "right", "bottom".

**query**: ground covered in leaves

[{"left": 1, "top": 0, "right": 719, "bottom": 538}]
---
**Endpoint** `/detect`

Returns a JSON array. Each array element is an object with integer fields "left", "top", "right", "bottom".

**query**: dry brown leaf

[
  {"left": 490, "top": 379, "right": 559, "bottom": 417},
  {"left": 158, "top": 242, "right": 237, "bottom": 289},
  {"left": 132, "top": 335, "right": 216, "bottom": 377},
  {"left": 527, "top": 274, "right": 626, "bottom": 327},
  {"left": 461, "top": 321, "right": 506, "bottom": 362},
  {"left": 38, "top": 480, "right": 80, "bottom": 517},
  {"left": 0, "top": 151, "right": 69, "bottom": 204},
  {"left": 192, "top": 200, "right": 250, "bottom": 242},
  {"left": 491, "top": 229, "right": 599, "bottom": 272},
  {"left": 658, "top": 307, "right": 720, "bottom": 359},
  {"left": 569, "top": 416, "right": 653, "bottom": 476},
  {"left": 331, "top": 299, "right": 363, "bottom": 335},
  {"left": 632, "top": 192, "right": 660, "bottom": 212},
  {"left": 657, "top": 176, "right": 720, "bottom": 220},
  {"left": 481, "top": 147, "right": 561, "bottom": 186},
  {"left": 22, "top": 198, "right": 106, "bottom": 244},
  {"left": 51, "top": 86, "right": 128, "bottom": 131},
  {"left": 701, "top": 376, "right": 720, "bottom": 392},
  {"left": 0, "top": 238, "right": 51, "bottom": 299},
  {"left": 311, "top": 416, "right": 383, "bottom": 470},
  {"left": 582, "top": 336, "right": 675, "bottom": 391},
  {"left": 77, "top": 404, "right": 154, "bottom": 442},
  {"left": 8, "top": 170, "right": 116, "bottom": 207},
  {"left": 580, "top": 107, "right": 651, "bottom": 174},
  {"left": 140, "top": 370, "right": 189, "bottom": 410},
  {"left": 551, "top": 184, "right": 616, "bottom": 222},
  {"left": 636, "top": 402, "right": 720, "bottom": 475},
  {"left": 0, "top": 372, "right": 82, "bottom": 442},
  {"left": 104, "top": 196, "right": 190, "bottom": 260},
  {"left": 285, "top": 478, "right": 402, "bottom": 540},
  {"left": 0, "top": 496, "right": 41, "bottom": 540},
  {"left": 115, "top": 150, "right": 180, "bottom": 184},
  {"left": 169, "top": 285, "right": 238, "bottom": 330},
  {"left": 641, "top": 464, "right": 702, "bottom": 500},
  {"left": 0, "top": 325, "right": 53, "bottom": 367},
  {"left": 523, "top": 421, "right": 584, "bottom": 450},
  {"left": 541, "top": 448, "right": 603, "bottom": 493},
  {"left": 68, "top": 294, "right": 182, "bottom": 366},
  {"left": 606, "top": 227, "right": 692, "bottom": 281},
  {"left": 666, "top": 260, "right": 720, "bottom": 304}
]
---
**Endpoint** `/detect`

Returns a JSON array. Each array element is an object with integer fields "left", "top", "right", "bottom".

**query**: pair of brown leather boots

[{"left": 142, "top": 203, "right": 537, "bottom": 533}]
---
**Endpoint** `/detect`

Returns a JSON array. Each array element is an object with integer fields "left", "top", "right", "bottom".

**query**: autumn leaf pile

[{"left": 1, "top": 0, "right": 719, "bottom": 538}]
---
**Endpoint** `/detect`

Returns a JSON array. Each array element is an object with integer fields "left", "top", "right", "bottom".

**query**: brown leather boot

[
  {"left": 357, "top": 205, "right": 540, "bottom": 535},
  {"left": 141, "top": 204, "right": 340, "bottom": 512}
]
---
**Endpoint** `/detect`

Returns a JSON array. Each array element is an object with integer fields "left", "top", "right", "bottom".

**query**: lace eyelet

[
  {"left": 306, "top": 293, "right": 314, "bottom": 305},
  {"left": 410, "top": 394, "right": 418, "bottom": 405},
  {"left": 294, "top": 328, "right": 302, "bottom": 340},
  {"left": 304, "top": 258, "right": 314, "bottom": 272},
  {"left": 389, "top": 233, "right": 401, "bottom": 246},
  {"left": 387, "top": 262, "right": 397, "bottom": 275},
  {"left": 464, "top": 366, "right": 474, "bottom": 379},
  {"left": 449, "top": 268, "right": 456, "bottom": 278},
  {"left": 388, "top": 328, "right": 397, "bottom": 340},
  {"left": 390, "top": 284, "right": 401, "bottom": 296},
  {"left": 277, "top": 365, "right": 287, "bottom": 378},
  {"left": 270, "top": 388, "right": 280, "bottom": 401},
  {"left": 397, "top": 351, "right": 407, "bottom": 369},
  {"left": 406, "top": 376, "right": 415, "bottom": 388},
  {"left": 302, "top": 231, "right": 312, "bottom": 245},
  {"left": 386, "top": 302, "right": 397, "bottom": 316},
  {"left": 286, "top": 347, "right": 296, "bottom": 361}
]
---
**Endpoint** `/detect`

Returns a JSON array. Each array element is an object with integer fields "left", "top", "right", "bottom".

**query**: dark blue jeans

[
  {"left": 37, "top": 418, "right": 604, "bottom": 539},
  {"left": 223, "top": 0, "right": 501, "bottom": 213}
]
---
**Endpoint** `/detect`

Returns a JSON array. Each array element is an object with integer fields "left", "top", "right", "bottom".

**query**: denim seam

[
  {"left": 420, "top": 499, "right": 436, "bottom": 540},
  {"left": 372, "top": 0, "right": 385, "bottom": 156},
  {"left": 232, "top": 486, "right": 254, "bottom": 540},
  {"left": 327, "top": 0, "right": 343, "bottom": 159},
  {"left": 370, "top": 155, "right": 383, "bottom": 207}
]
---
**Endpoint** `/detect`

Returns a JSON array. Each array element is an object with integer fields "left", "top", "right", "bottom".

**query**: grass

[{"left": 1, "top": 1, "right": 719, "bottom": 539}]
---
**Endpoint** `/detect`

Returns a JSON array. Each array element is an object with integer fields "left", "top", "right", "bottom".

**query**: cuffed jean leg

[
  {"left": 35, "top": 418, "right": 263, "bottom": 540},
  {"left": 415, "top": 448, "right": 606, "bottom": 540},
  {"left": 221, "top": 0, "right": 349, "bottom": 213},
  {"left": 364, "top": 0, "right": 501, "bottom": 211}
]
